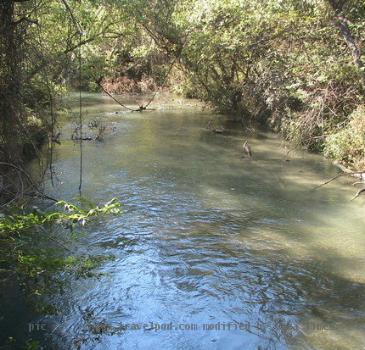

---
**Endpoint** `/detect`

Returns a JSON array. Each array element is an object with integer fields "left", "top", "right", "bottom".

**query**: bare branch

[
  {"left": 12, "top": 17, "right": 38, "bottom": 26},
  {"left": 313, "top": 170, "right": 365, "bottom": 190},
  {"left": 351, "top": 188, "right": 365, "bottom": 201},
  {"left": 60, "top": 0, "right": 82, "bottom": 34}
]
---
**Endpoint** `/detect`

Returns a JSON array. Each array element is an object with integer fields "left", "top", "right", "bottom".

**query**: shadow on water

[{"left": 2, "top": 94, "right": 364, "bottom": 350}]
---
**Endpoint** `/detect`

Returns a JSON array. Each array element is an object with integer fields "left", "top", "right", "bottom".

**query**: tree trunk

[
  {"left": 0, "top": 0, "right": 23, "bottom": 162},
  {"left": 327, "top": 0, "right": 365, "bottom": 88}
]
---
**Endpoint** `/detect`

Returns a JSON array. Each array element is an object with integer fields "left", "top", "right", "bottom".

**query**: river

[{"left": 1, "top": 93, "right": 365, "bottom": 349}]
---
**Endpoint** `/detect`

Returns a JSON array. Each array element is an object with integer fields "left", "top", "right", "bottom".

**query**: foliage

[
  {"left": 324, "top": 105, "right": 365, "bottom": 169},
  {"left": 118, "top": 0, "right": 365, "bottom": 168},
  {"left": 0, "top": 197, "right": 121, "bottom": 322},
  {"left": 1, "top": 0, "right": 365, "bottom": 170},
  {"left": 0, "top": 198, "right": 121, "bottom": 236},
  {"left": 1, "top": 2, "right": 365, "bottom": 346}
]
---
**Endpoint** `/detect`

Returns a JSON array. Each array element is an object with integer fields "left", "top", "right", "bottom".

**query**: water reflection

[{"left": 21, "top": 94, "right": 365, "bottom": 349}]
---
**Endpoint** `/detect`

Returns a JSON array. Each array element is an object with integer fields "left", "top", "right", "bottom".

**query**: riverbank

[{"left": 97, "top": 74, "right": 365, "bottom": 175}]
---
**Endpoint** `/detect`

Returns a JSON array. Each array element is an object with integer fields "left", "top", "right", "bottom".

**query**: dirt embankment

[{"left": 101, "top": 75, "right": 158, "bottom": 94}]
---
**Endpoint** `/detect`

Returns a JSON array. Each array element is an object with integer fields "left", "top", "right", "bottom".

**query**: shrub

[{"left": 324, "top": 105, "right": 365, "bottom": 170}]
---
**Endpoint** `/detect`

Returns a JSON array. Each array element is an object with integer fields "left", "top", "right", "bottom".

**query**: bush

[{"left": 324, "top": 105, "right": 365, "bottom": 170}]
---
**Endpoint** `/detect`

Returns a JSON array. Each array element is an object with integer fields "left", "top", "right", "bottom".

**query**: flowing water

[{"left": 1, "top": 93, "right": 365, "bottom": 349}]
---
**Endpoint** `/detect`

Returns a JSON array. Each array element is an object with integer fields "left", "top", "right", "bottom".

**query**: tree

[{"left": 0, "top": 0, "right": 29, "bottom": 161}]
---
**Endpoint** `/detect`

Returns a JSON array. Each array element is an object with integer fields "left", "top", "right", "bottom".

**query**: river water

[{"left": 2, "top": 94, "right": 365, "bottom": 349}]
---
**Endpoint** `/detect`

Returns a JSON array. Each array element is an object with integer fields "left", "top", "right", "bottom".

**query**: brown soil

[{"left": 101, "top": 75, "right": 158, "bottom": 94}]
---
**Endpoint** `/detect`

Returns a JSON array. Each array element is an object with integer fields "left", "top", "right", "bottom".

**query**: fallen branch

[
  {"left": 313, "top": 170, "right": 365, "bottom": 190},
  {"left": 351, "top": 188, "right": 365, "bottom": 201},
  {"left": 72, "top": 136, "right": 94, "bottom": 141},
  {"left": 97, "top": 81, "right": 152, "bottom": 112}
]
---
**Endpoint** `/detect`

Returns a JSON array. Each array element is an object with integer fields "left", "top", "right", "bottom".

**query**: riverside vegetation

[
  {"left": 0, "top": 0, "right": 364, "bottom": 170},
  {"left": 0, "top": 1, "right": 364, "bottom": 347}
]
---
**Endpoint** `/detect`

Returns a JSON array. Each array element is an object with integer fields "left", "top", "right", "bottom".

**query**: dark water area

[{"left": 1, "top": 93, "right": 364, "bottom": 350}]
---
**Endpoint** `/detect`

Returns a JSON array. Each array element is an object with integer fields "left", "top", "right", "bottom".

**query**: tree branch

[
  {"left": 327, "top": 0, "right": 365, "bottom": 86},
  {"left": 12, "top": 17, "right": 38, "bottom": 26},
  {"left": 313, "top": 170, "right": 365, "bottom": 190}
]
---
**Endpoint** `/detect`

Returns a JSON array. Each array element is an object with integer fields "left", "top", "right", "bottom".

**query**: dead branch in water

[
  {"left": 351, "top": 188, "right": 365, "bottom": 201},
  {"left": 314, "top": 170, "right": 365, "bottom": 190},
  {"left": 97, "top": 81, "right": 155, "bottom": 112},
  {"left": 313, "top": 168, "right": 365, "bottom": 201}
]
